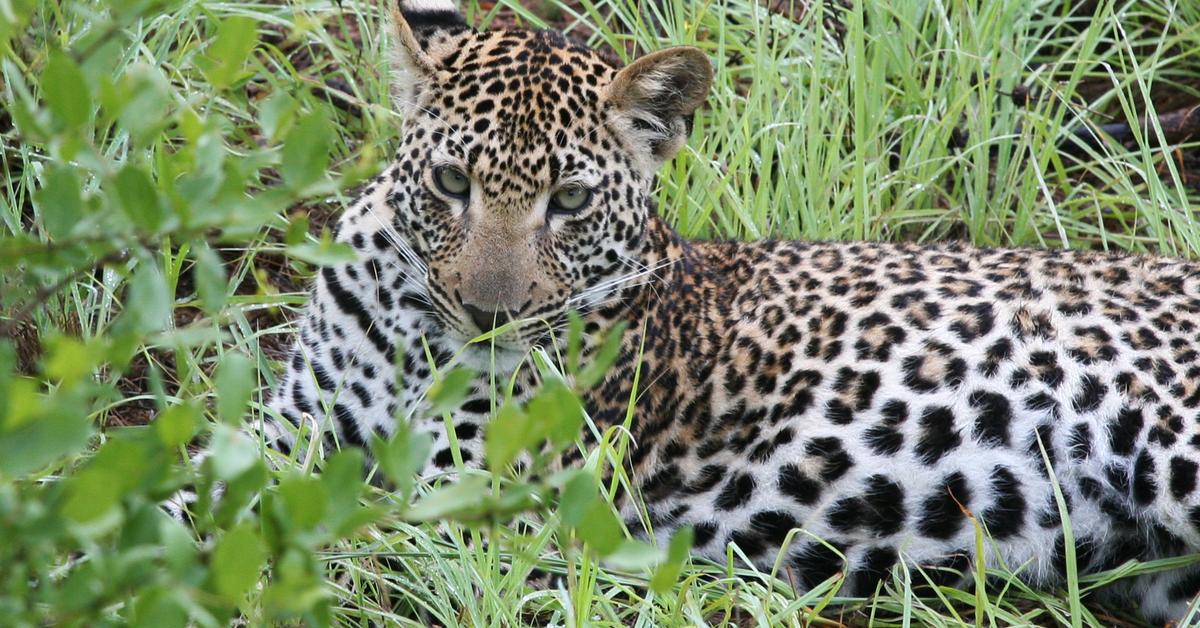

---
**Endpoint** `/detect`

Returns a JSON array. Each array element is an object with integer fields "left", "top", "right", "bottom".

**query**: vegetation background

[{"left": 3, "top": 0, "right": 1200, "bottom": 625}]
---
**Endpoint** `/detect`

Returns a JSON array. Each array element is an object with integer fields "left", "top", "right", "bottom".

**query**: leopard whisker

[{"left": 567, "top": 256, "right": 677, "bottom": 308}]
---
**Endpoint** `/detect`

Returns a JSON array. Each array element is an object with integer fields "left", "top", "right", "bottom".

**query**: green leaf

[
  {"left": 62, "top": 466, "right": 123, "bottom": 525},
  {"left": 262, "top": 549, "right": 327, "bottom": 617},
  {"left": 286, "top": 237, "right": 356, "bottom": 266},
  {"left": 61, "top": 435, "right": 156, "bottom": 536},
  {"left": 114, "top": 64, "right": 171, "bottom": 147},
  {"left": 280, "top": 110, "right": 333, "bottom": 193},
  {"left": 427, "top": 367, "right": 475, "bottom": 415},
  {"left": 42, "top": 49, "right": 91, "bottom": 128},
  {"left": 492, "top": 481, "right": 539, "bottom": 515},
  {"left": 120, "top": 500, "right": 165, "bottom": 549},
  {"left": 484, "top": 403, "right": 528, "bottom": 471},
  {"left": 1, "top": 377, "right": 40, "bottom": 430},
  {"left": 558, "top": 471, "right": 623, "bottom": 555},
  {"left": 212, "top": 462, "right": 267, "bottom": 529},
  {"left": 604, "top": 540, "right": 661, "bottom": 571},
  {"left": 576, "top": 498, "right": 624, "bottom": 555},
  {"left": 159, "top": 515, "right": 198, "bottom": 577},
  {"left": 331, "top": 505, "right": 386, "bottom": 539},
  {"left": 0, "top": 390, "right": 92, "bottom": 476},
  {"left": 527, "top": 379, "right": 584, "bottom": 449},
  {"left": 42, "top": 335, "right": 98, "bottom": 386},
  {"left": 283, "top": 213, "right": 310, "bottom": 246},
  {"left": 577, "top": 321, "right": 626, "bottom": 389},
  {"left": 322, "top": 449, "right": 377, "bottom": 534},
  {"left": 34, "top": 164, "right": 84, "bottom": 240},
  {"left": 322, "top": 448, "right": 365, "bottom": 510},
  {"left": 123, "top": 262, "right": 172, "bottom": 334},
  {"left": 115, "top": 165, "right": 167, "bottom": 233},
  {"left": 259, "top": 89, "right": 300, "bottom": 142},
  {"left": 565, "top": 310, "right": 584, "bottom": 374},
  {"left": 405, "top": 475, "right": 490, "bottom": 521},
  {"left": 192, "top": 243, "right": 227, "bottom": 315},
  {"left": 103, "top": 0, "right": 179, "bottom": 20},
  {"left": 198, "top": 16, "right": 259, "bottom": 90},
  {"left": 129, "top": 586, "right": 186, "bottom": 628},
  {"left": 155, "top": 402, "right": 200, "bottom": 447},
  {"left": 212, "top": 522, "right": 266, "bottom": 602},
  {"left": 276, "top": 474, "right": 328, "bottom": 530},
  {"left": 208, "top": 423, "right": 258, "bottom": 480},
  {"left": 0, "top": 342, "right": 13, "bottom": 414},
  {"left": 215, "top": 190, "right": 283, "bottom": 237},
  {"left": 371, "top": 423, "right": 431, "bottom": 499},
  {"left": 650, "top": 526, "right": 694, "bottom": 593},
  {"left": 558, "top": 471, "right": 595, "bottom": 528},
  {"left": 214, "top": 352, "right": 255, "bottom": 424},
  {"left": 0, "top": 0, "right": 35, "bottom": 47}
]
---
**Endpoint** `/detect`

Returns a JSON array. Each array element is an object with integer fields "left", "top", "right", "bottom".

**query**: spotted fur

[{"left": 263, "top": 1, "right": 1200, "bottom": 620}]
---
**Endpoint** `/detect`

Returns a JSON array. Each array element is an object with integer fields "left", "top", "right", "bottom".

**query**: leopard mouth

[{"left": 433, "top": 308, "right": 536, "bottom": 351}]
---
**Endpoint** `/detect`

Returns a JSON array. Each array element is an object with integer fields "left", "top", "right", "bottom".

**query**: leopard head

[{"left": 381, "top": 1, "right": 711, "bottom": 350}]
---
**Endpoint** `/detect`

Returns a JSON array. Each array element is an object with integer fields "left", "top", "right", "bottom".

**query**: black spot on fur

[
  {"left": 1072, "top": 373, "right": 1107, "bottom": 414},
  {"left": 852, "top": 546, "right": 898, "bottom": 595},
  {"left": 321, "top": 266, "right": 395, "bottom": 363},
  {"left": 454, "top": 422, "right": 479, "bottom": 441},
  {"left": 692, "top": 521, "right": 719, "bottom": 547},
  {"left": 807, "top": 437, "right": 854, "bottom": 482},
  {"left": 1133, "top": 450, "right": 1158, "bottom": 505},
  {"left": 917, "top": 471, "right": 971, "bottom": 539},
  {"left": 826, "top": 497, "right": 862, "bottom": 532},
  {"left": 914, "top": 406, "right": 961, "bottom": 465},
  {"left": 1066, "top": 423, "right": 1092, "bottom": 462},
  {"left": 861, "top": 475, "right": 906, "bottom": 536},
  {"left": 715, "top": 473, "right": 756, "bottom": 511},
  {"left": 685, "top": 464, "right": 726, "bottom": 495},
  {"left": 748, "top": 510, "right": 798, "bottom": 546},
  {"left": 980, "top": 337, "right": 1013, "bottom": 376},
  {"left": 981, "top": 466, "right": 1025, "bottom": 540},
  {"left": 461, "top": 398, "right": 492, "bottom": 414},
  {"left": 969, "top": 391, "right": 1011, "bottom": 447},
  {"left": 1170, "top": 456, "right": 1199, "bottom": 500},
  {"left": 1167, "top": 568, "right": 1200, "bottom": 602},
  {"left": 642, "top": 465, "right": 681, "bottom": 500},
  {"left": 778, "top": 464, "right": 822, "bottom": 505},
  {"left": 864, "top": 423, "right": 904, "bottom": 455},
  {"left": 791, "top": 541, "right": 846, "bottom": 590},
  {"left": 1108, "top": 407, "right": 1143, "bottom": 456},
  {"left": 433, "top": 447, "right": 456, "bottom": 468},
  {"left": 824, "top": 399, "right": 854, "bottom": 425}
]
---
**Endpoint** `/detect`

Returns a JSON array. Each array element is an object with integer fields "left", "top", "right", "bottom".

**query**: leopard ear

[
  {"left": 606, "top": 46, "right": 712, "bottom": 166},
  {"left": 388, "top": 1, "right": 466, "bottom": 115}
]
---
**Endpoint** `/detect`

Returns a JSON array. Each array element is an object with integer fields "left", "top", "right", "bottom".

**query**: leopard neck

[{"left": 576, "top": 215, "right": 733, "bottom": 440}]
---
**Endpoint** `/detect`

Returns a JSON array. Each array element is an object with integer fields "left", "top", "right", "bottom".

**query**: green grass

[{"left": 5, "top": 0, "right": 1200, "bottom": 625}]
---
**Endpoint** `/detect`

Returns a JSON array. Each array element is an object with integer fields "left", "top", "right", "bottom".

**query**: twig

[
  {"left": 1063, "top": 103, "right": 1200, "bottom": 155},
  {"left": 0, "top": 243, "right": 147, "bottom": 337}
]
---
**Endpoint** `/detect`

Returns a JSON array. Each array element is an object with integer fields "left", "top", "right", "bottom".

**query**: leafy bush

[{"left": 2, "top": 0, "right": 366, "bottom": 623}]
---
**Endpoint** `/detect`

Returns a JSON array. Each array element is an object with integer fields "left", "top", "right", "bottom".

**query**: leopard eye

[
  {"left": 548, "top": 185, "right": 592, "bottom": 215},
  {"left": 434, "top": 166, "right": 470, "bottom": 197}
]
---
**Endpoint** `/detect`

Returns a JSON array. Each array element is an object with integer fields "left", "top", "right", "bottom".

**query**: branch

[
  {"left": 0, "top": 244, "right": 144, "bottom": 338},
  {"left": 1063, "top": 104, "right": 1200, "bottom": 156}
]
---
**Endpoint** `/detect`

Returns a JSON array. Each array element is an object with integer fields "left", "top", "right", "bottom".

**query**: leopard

[{"left": 260, "top": 0, "right": 1200, "bottom": 621}]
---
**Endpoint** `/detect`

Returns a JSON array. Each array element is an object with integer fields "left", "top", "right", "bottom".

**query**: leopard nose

[{"left": 462, "top": 303, "right": 510, "bottom": 333}]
